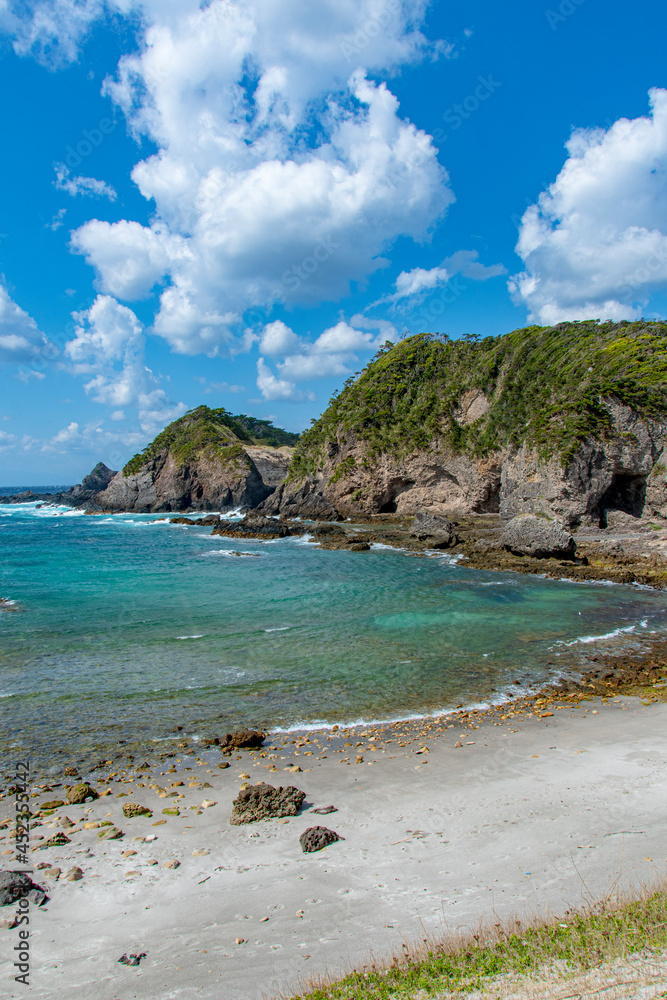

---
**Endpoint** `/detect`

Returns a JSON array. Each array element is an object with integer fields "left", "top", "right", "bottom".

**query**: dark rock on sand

[
  {"left": 299, "top": 826, "right": 343, "bottom": 853},
  {"left": 501, "top": 514, "right": 576, "bottom": 559},
  {"left": 118, "top": 952, "right": 147, "bottom": 966},
  {"left": 66, "top": 783, "right": 98, "bottom": 804},
  {"left": 312, "top": 805, "right": 338, "bottom": 815},
  {"left": 0, "top": 871, "right": 49, "bottom": 907},
  {"left": 230, "top": 783, "right": 306, "bottom": 825},
  {"left": 410, "top": 511, "right": 458, "bottom": 549},
  {"left": 220, "top": 728, "right": 266, "bottom": 750},
  {"left": 40, "top": 800, "right": 64, "bottom": 810}
]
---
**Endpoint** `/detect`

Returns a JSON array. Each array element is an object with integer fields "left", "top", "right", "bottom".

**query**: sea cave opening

[{"left": 597, "top": 472, "right": 647, "bottom": 527}]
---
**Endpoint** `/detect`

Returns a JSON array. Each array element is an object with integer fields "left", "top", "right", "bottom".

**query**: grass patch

[{"left": 294, "top": 883, "right": 667, "bottom": 999}]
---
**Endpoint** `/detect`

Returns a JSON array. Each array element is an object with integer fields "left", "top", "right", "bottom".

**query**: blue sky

[{"left": 1, "top": 0, "right": 666, "bottom": 483}]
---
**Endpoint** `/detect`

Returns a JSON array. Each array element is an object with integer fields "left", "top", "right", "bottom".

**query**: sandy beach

[{"left": 2, "top": 688, "right": 666, "bottom": 1000}]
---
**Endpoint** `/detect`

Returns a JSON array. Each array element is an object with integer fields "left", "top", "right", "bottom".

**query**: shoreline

[
  {"left": 1, "top": 674, "right": 667, "bottom": 999},
  {"left": 2, "top": 582, "right": 667, "bottom": 779}
]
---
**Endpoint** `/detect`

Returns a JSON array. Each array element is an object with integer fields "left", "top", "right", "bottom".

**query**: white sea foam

[
  {"left": 290, "top": 533, "right": 313, "bottom": 545},
  {"left": 430, "top": 551, "right": 465, "bottom": 564},
  {"left": 175, "top": 634, "right": 205, "bottom": 640},
  {"left": 550, "top": 624, "right": 638, "bottom": 649},
  {"left": 200, "top": 549, "right": 262, "bottom": 558},
  {"left": 272, "top": 695, "right": 503, "bottom": 735},
  {"left": 264, "top": 626, "right": 290, "bottom": 632},
  {"left": 1, "top": 501, "right": 84, "bottom": 518}
]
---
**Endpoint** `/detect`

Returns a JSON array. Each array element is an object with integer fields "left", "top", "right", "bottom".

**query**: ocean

[{"left": 1, "top": 500, "right": 666, "bottom": 769}]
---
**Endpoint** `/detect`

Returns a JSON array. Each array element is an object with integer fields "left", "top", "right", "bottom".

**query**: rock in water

[
  {"left": 79, "top": 462, "right": 117, "bottom": 494},
  {"left": 0, "top": 871, "right": 49, "bottom": 907},
  {"left": 256, "top": 482, "right": 343, "bottom": 521},
  {"left": 219, "top": 728, "right": 266, "bottom": 750},
  {"left": 410, "top": 511, "right": 458, "bottom": 549},
  {"left": 299, "top": 827, "right": 343, "bottom": 853},
  {"left": 211, "top": 515, "right": 291, "bottom": 540},
  {"left": 230, "top": 783, "right": 306, "bottom": 825},
  {"left": 500, "top": 514, "right": 576, "bottom": 559}
]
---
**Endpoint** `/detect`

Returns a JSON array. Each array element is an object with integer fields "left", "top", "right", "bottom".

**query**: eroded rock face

[
  {"left": 299, "top": 826, "right": 343, "bottom": 853},
  {"left": 410, "top": 511, "right": 457, "bottom": 549},
  {"left": 646, "top": 448, "right": 667, "bottom": 521},
  {"left": 230, "top": 783, "right": 306, "bottom": 825},
  {"left": 243, "top": 447, "right": 292, "bottom": 489},
  {"left": 501, "top": 515, "right": 576, "bottom": 559},
  {"left": 276, "top": 401, "right": 667, "bottom": 527},
  {"left": 269, "top": 441, "right": 503, "bottom": 520},
  {"left": 500, "top": 402, "right": 667, "bottom": 527},
  {"left": 95, "top": 451, "right": 272, "bottom": 513}
]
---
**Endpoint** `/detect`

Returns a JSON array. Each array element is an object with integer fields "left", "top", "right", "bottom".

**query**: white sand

[{"left": 2, "top": 696, "right": 667, "bottom": 1000}]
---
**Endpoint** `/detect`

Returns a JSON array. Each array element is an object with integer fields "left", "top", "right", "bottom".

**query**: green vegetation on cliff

[
  {"left": 288, "top": 320, "right": 667, "bottom": 479},
  {"left": 123, "top": 406, "right": 299, "bottom": 476}
]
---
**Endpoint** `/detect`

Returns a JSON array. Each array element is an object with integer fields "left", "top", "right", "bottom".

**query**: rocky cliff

[
  {"left": 94, "top": 407, "right": 297, "bottom": 512},
  {"left": 266, "top": 322, "right": 667, "bottom": 528}
]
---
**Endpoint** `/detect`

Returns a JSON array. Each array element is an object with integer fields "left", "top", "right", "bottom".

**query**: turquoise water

[{"left": 1, "top": 502, "right": 667, "bottom": 766}]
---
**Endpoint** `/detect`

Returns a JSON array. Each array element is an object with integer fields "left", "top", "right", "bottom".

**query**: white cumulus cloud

[
  {"left": 0, "top": 282, "right": 54, "bottom": 366},
  {"left": 510, "top": 88, "right": 667, "bottom": 324},
  {"left": 256, "top": 358, "right": 315, "bottom": 403},
  {"left": 65, "top": 294, "right": 186, "bottom": 427},
  {"left": 67, "top": 294, "right": 142, "bottom": 367},
  {"left": 30, "top": 0, "right": 454, "bottom": 355},
  {"left": 255, "top": 316, "right": 398, "bottom": 396}
]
